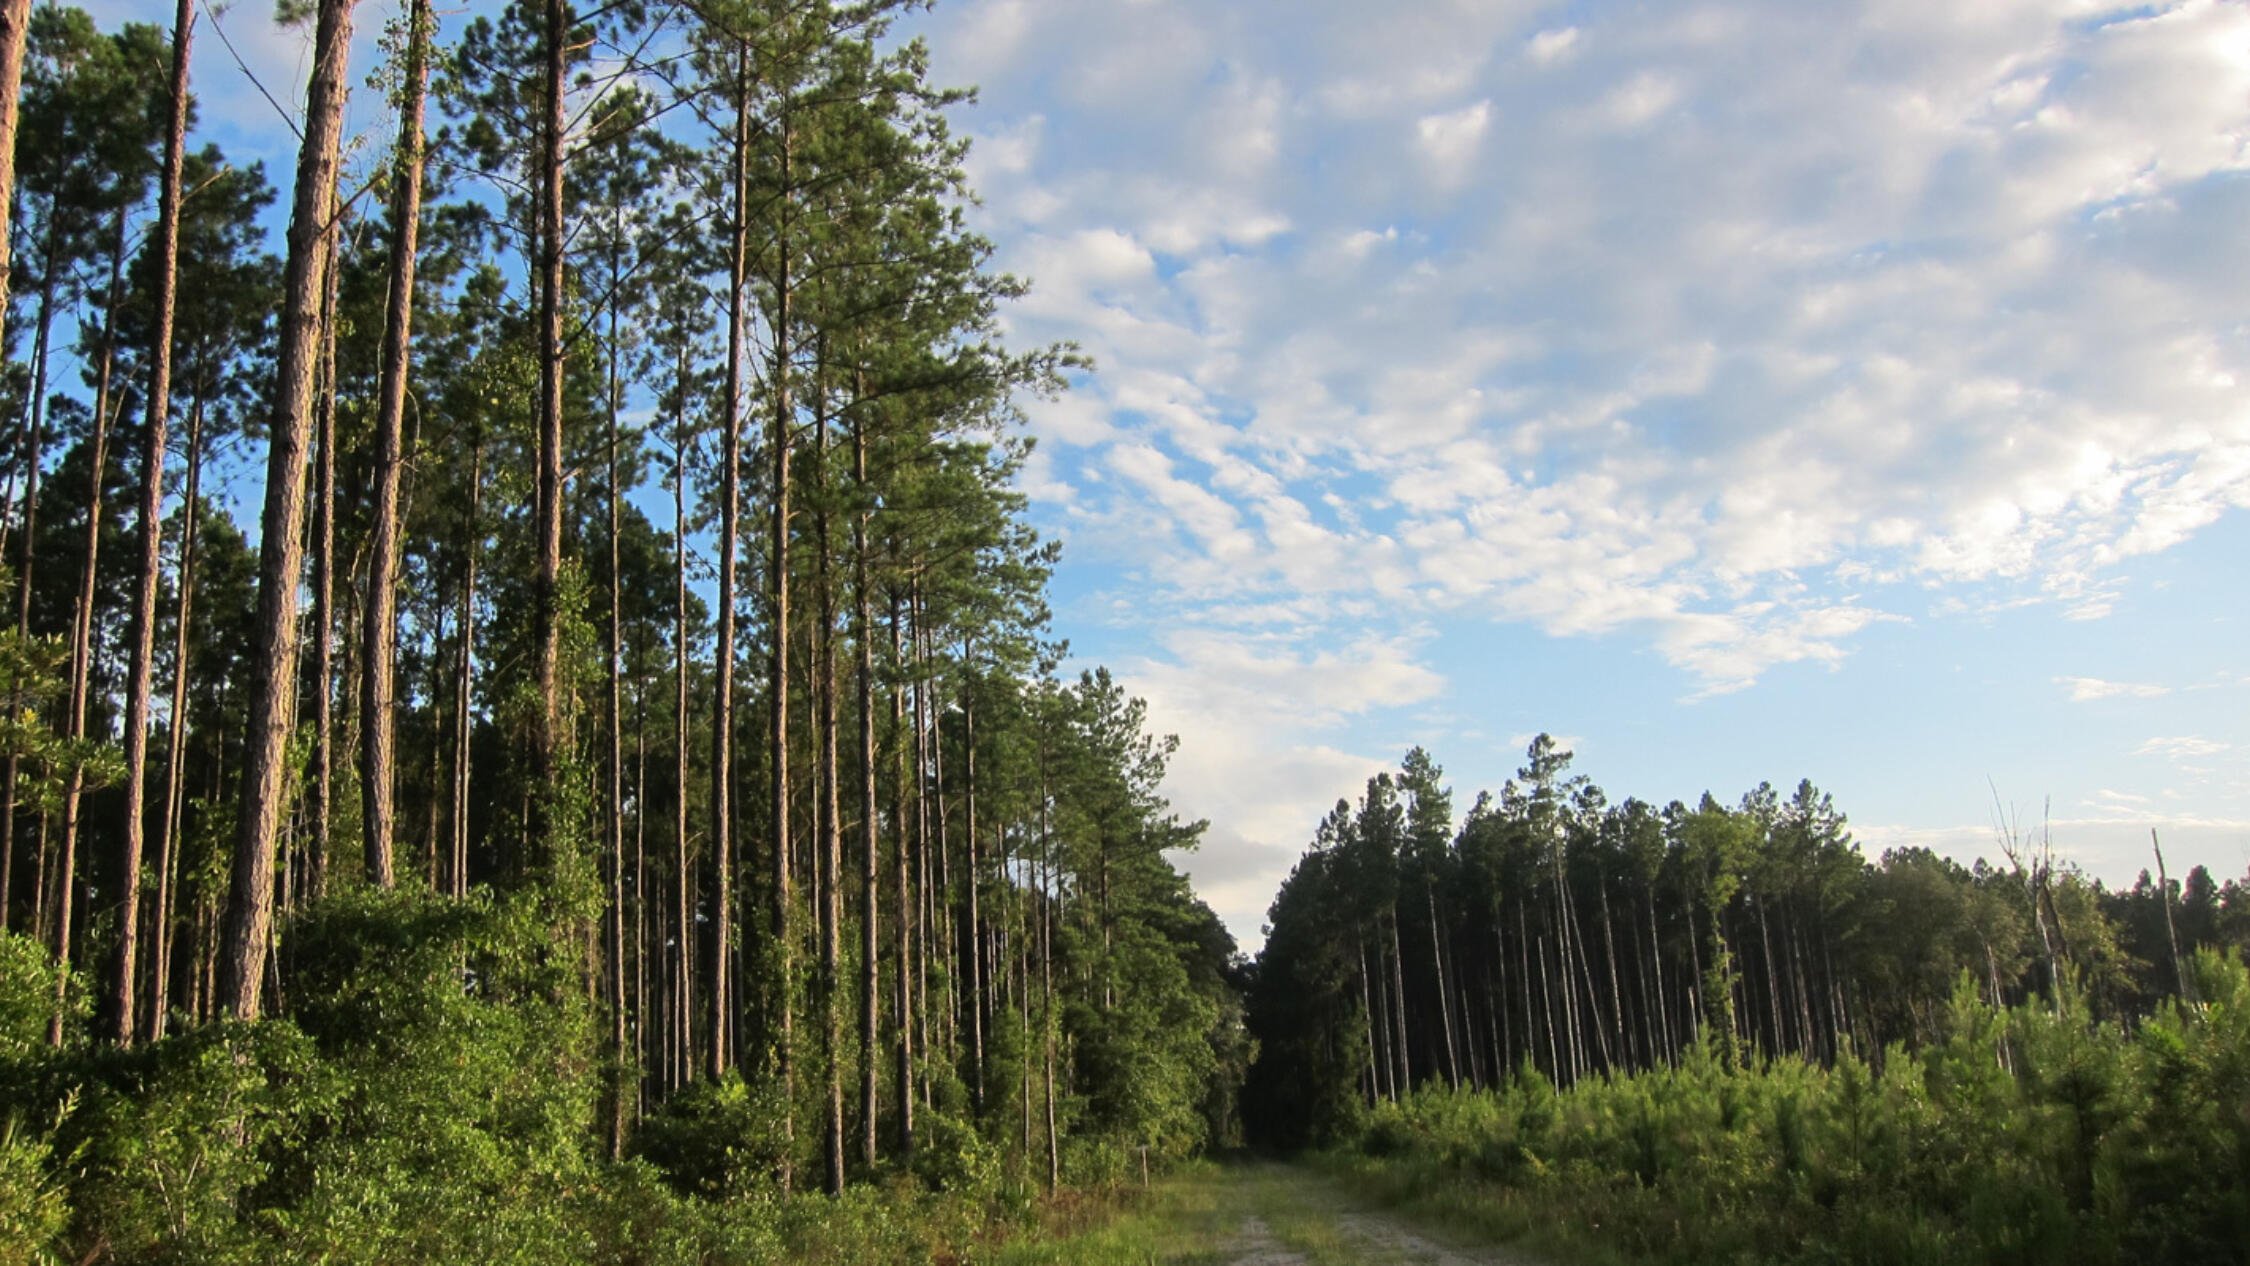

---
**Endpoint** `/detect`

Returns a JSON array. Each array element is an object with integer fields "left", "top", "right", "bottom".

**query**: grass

[{"left": 987, "top": 1156, "right": 1573, "bottom": 1265}]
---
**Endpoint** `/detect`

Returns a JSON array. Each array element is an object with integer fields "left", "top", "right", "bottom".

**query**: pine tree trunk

[
  {"left": 358, "top": 0, "right": 429, "bottom": 891},
  {"left": 50, "top": 212, "right": 128, "bottom": 1046},
  {"left": 815, "top": 381, "right": 844, "bottom": 1196},
  {"left": 452, "top": 441, "right": 479, "bottom": 896},
  {"left": 603, "top": 205, "right": 628, "bottom": 1159},
  {"left": 1, "top": 254, "right": 60, "bottom": 932},
  {"left": 1425, "top": 885, "right": 1458, "bottom": 1089},
  {"left": 889, "top": 591, "right": 914, "bottom": 1156},
  {"left": 962, "top": 683, "right": 985, "bottom": 1108},
  {"left": 221, "top": 0, "right": 356, "bottom": 1018},
  {"left": 148, "top": 403, "right": 204, "bottom": 1041},
  {"left": 528, "top": 0, "right": 567, "bottom": 865},
  {"left": 307, "top": 229, "right": 342, "bottom": 904},
  {"left": 852, "top": 408, "right": 878, "bottom": 1172},
  {"left": 110, "top": 0, "right": 195, "bottom": 1044},
  {"left": 670, "top": 381, "right": 693, "bottom": 1091},
  {"left": 765, "top": 107, "right": 797, "bottom": 1191},
  {"left": 0, "top": 0, "right": 30, "bottom": 355}
]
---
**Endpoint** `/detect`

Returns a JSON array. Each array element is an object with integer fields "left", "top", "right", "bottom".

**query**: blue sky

[
  {"left": 902, "top": 0, "right": 2250, "bottom": 945},
  {"left": 135, "top": 0, "right": 2250, "bottom": 949}
]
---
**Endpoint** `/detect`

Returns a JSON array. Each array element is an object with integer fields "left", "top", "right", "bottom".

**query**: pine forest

[{"left": 0, "top": 2, "right": 2244, "bottom": 1265}]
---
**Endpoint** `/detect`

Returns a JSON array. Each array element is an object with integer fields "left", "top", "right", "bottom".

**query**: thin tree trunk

[
  {"left": 528, "top": 0, "right": 567, "bottom": 866},
  {"left": 815, "top": 379, "right": 844, "bottom": 1195},
  {"left": 452, "top": 441, "right": 479, "bottom": 897},
  {"left": 603, "top": 202, "right": 628, "bottom": 1160},
  {"left": 670, "top": 375, "right": 693, "bottom": 1091},
  {"left": 2, "top": 252, "right": 60, "bottom": 932},
  {"left": 148, "top": 402, "right": 203, "bottom": 1040},
  {"left": 962, "top": 683, "right": 984, "bottom": 1108},
  {"left": 852, "top": 406, "right": 878, "bottom": 1172},
  {"left": 709, "top": 48, "right": 752, "bottom": 1084},
  {"left": 50, "top": 211, "right": 129, "bottom": 1046},
  {"left": 307, "top": 222, "right": 342, "bottom": 904},
  {"left": 358, "top": 0, "right": 430, "bottom": 890},
  {"left": 889, "top": 591, "right": 914, "bottom": 1155},
  {"left": 110, "top": 0, "right": 194, "bottom": 1044},
  {"left": 1425, "top": 885, "right": 1458, "bottom": 1089},
  {"left": 767, "top": 109, "right": 797, "bottom": 1190}
]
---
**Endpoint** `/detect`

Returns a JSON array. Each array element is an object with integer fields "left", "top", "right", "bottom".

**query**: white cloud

[
  {"left": 2058, "top": 676, "right": 2173, "bottom": 702},
  {"left": 1598, "top": 71, "right": 1680, "bottom": 129},
  {"left": 2136, "top": 736, "right": 2232, "bottom": 760},
  {"left": 920, "top": 0, "right": 2250, "bottom": 936},
  {"left": 1527, "top": 27, "right": 1581, "bottom": 66},
  {"left": 1415, "top": 100, "right": 1493, "bottom": 175}
]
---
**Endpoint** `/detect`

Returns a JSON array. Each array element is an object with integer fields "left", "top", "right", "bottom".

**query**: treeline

[
  {"left": 0, "top": 0, "right": 1244, "bottom": 1256},
  {"left": 1245, "top": 737, "right": 2250, "bottom": 1145}
]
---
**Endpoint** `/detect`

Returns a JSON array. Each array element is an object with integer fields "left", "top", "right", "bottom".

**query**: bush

[{"left": 633, "top": 1071, "right": 790, "bottom": 1201}]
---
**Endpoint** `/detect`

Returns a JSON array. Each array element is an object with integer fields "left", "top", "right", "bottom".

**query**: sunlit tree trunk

[
  {"left": 110, "top": 0, "right": 194, "bottom": 1043},
  {"left": 359, "top": 0, "right": 431, "bottom": 891},
  {"left": 50, "top": 210, "right": 129, "bottom": 1045},
  {"left": 221, "top": 0, "right": 357, "bottom": 1020}
]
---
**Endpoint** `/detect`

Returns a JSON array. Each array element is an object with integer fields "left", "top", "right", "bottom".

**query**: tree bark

[
  {"left": 853, "top": 407, "right": 878, "bottom": 1171},
  {"left": 50, "top": 211, "right": 128, "bottom": 1046},
  {"left": 221, "top": 0, "right": 357, "bottom": 1020},
  {"left": 148, "top": 402, "right": 203, "bottom": 1040},
  {"left": 0, "top": 0, "right": 30, "bottom": 354},
  {"left": 110, "top": 0, "right": 194, "bottom": 1044},
  {"left": 766, "top": 109, "right": 797, "bottom": 1190},
  {"left": 359, "top": 0, "right": 431, "bottom": 890},
  {"left": 528, "top": 0, "right": 568, "bottom": 868}
]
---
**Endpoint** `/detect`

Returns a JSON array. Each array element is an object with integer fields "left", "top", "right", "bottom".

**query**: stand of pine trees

[
  {"left": 0, "top": 4, "right": 1246, "bottom": 1259},
  {"left": 1246, "top": 740, "right": 2250, "bottom": 1265}
]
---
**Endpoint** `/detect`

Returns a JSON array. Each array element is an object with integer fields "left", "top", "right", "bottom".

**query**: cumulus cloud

[{"left": 920, "top": 0, "right": 2250, "bottom": 936}]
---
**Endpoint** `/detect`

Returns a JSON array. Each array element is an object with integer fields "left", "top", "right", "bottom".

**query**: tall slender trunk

[
  {"left": 1425, "top": 884, "right": 1458, "bottom": 1089},
  {"left": 1387, "top": 910, "right": 1410, "bottom": 1090},
  {"left": 709, "top": 48, "right": 751, "bottom": 1083},
  {"left": 528, "top": 0, "right": 568, "bottom": 865},
  {"left": 889, "top": 591, "right": 913, "bottom": 1155},
  {"left": 452, "top": 441, "right": 480, "bottom": 896},
  {"left": 766, "top": 112, "right": 797, "bottom": 1189},
  {"left": 1359, "top": 937, "right": 1380, "bottom": 1104},
  {"left": 961, "top": 682, "right": 984, "bottom": 1108},
  {"left": 603, "top": 205, "right": 628, "bottom": 1158},
  {"left": 359, "top": 0, "right": 430, "bottom": 890},
  {"left": 50, "top": 211, "right": 129, "bottom": 1046},
  {"left": 148, "top": 403, "right": 204, "bottom": 1040},
  {"left": 221, "top": 0, "right": 357, "bottom": 1019},
  {"left": 816, "top": 381, "right": 844, "bottom": 1195},
  {"left": 1598, "top": 877, "right": 1626, "bottom": 1065},
  {"left": 110, "top": 0, "right": 195, "bottom": 1044},
  {"left": 670, "top": 374, "right": 693, "bottom": 1091},
  {"left": 307, "top": 227, "right": 342, "bottom": 904},
  {"left": 852, "top": 406, "right": 878, "bottom": 1171},
  {"left": 2, "top": 251, "right": 61, "bottom": 930}
]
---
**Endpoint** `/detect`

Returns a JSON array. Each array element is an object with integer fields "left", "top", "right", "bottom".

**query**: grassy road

[{"left": 993, "top": 1161, "right": 1561, "bottom": 1266}]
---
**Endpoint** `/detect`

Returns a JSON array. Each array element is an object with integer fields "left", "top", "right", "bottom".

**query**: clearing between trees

[{"left": 1001, "top": 1160, "right": 1558, "bottom": 1266}]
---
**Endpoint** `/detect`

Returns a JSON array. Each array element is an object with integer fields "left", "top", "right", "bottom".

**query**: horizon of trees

[{"left": 1245, "top": 737, "right": 2250, "bottom": 1147}]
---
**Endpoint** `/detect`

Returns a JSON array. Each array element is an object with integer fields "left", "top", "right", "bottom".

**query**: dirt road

[
  {"left": 1000, "top": 1161, "right": 1557, "bottom": 1265},
  {"left": 1204, "top": 1164, "right": 1549, "bottom": 1266}
]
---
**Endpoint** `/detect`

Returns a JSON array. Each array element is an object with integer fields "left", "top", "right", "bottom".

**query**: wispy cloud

[
  {"left": 2135, "top": 736, "right": 2232, "bottom": 760},
  {"left": 2057, "top": 676, "right": 2172, "bottom": 702}
]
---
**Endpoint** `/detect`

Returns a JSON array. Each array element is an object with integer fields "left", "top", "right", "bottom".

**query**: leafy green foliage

[{"left": 1332, "top": 956, "right": 2250, "bottom": 1266}]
